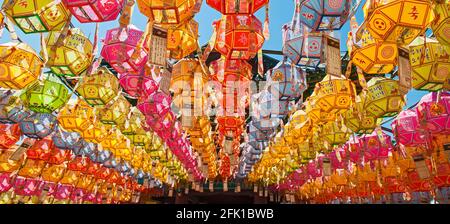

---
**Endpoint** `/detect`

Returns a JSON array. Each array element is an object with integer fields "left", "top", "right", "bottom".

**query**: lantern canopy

[
  {"left": 0, "top": 42, "right": 43, "bottom": 90},
  {"left": 167, "top": 19, "right": 199, "bottom": 59},
  {"left": 77, "top": 67, "right": 120, "bottom": 106},
  {"left": 2, "top": 0, "right": 71, "bottom": 33},
  {"left": 45, "top": 28, "right": 94, "bottom": 77},
  {"left": 19, "top": 112, "right": 56, "bottom": 139},
  {"left": 98, "top": 95, "right": 131, "bottom": 126},
  {"left": 409, "top": 37, "right": 450, "bottom": 91},
  {"left": 101, "top": 25, "right": 149, "bottom": 74},
  {"left": 299, "top": 0, "right": 361, "bottom": 31},
  {"left": 344, "top": 95, "right": 381, "bottom": 134},
  {"left": 136, "top": 0, "right": 202, "bottom": 25},
  {"left": 20, "top": 75, "right": 70, "bottom": 114},
  {"left": 206, "top": 0, "right": 269, "bottom": 14},
  {"left": 214, "top": 14, "right": 265, "bottom": 60},
  {"left": 62, "top": 0, "right": 126, "bottom": 23},
  {"left": 364, "top": 77, "right": 406, "bottom": 118}
]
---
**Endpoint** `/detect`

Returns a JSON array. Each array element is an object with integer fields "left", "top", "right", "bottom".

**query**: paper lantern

[
  {"left": 20, "top": 75, "right": 70, "bottom": 113},
  {"left": 214, "top": 14, "right": 265, "bottom": 60},
  {"left": 210, "top": 57, "right": 252, "bottom": 84},
  {"left": 364, "top": 78, "right": 406, "bottom": 118},
  {"left": 344, "top": 95, "right": 382, "bottom": 134},
  {"left": 101, "top": 25, "right": 149, "bottom": 74},
  {"left": 167, "top": 19, "right": 199, "bottom": 59},
  {"left": 409, "top": 37, "right": 449, "bottom": 91},
  {"left": 81, "top": 124, "right": 108, "bottom": 144},
  {"left": 0, "top": 91, "right": 32, "bottom": 123},
  {"left": 351, "top": 31, "right": 398, "bottom": 74},
  {"left": 282, "top": 23, "right": 326, "bottom": 67},
  {"left": 52, "top": 127, "right": 82, "bottom": 151},
  {"left": 137, "top": 91, "right": 172, "bottom": 118},
  {"left": 77, "top": 67, "right": 120, "bottom": 106},
  {"left": 136, "top": 0, "right": 202, "bottom": 25},
  {"left": 0, "top": 123, "right": 21, "bottom": 149},
  {"left": 305, "top": 96, "right": 336, "bottom": 124},
  {"left": 416, "top": 91, "right": 450, "bottom": 134},
  {"left": 321, "top": 121, "right": 352, "bottom": 146},
  {"left": 392, "top": 109, "right": 428, "bottom": 146},
  {"left": 0, "top": 42, "right": 42, "bottom": 89},
  {"left": 266, "top": 61, "right": 307, "bottom": 101},
  {"left": 18, "top": 159, "right": 46, "bottom": 179},
  {"left": 206, "top": 0, "right": 268, "bottom": 14},
  {"left": 299, "top": 0, "right": 361, "bottom": 31},
  {"left": 98, "top": 96, "right": 130, "bottom": 126},
  {"left": 45, "top": 28, "right": 94, "bottom": 77},
  {"left": 2, "top": 0, "right": 71, "bottom": 33},
  {"left": 119, "top": 69, "right": 158, "bottom": 98},
  {"left": 62, "top": 0, "right": 125, "bottom": 23},
  {"left": 0, "top": 148, "right": 25, "bottom": 173},
  {"left": 317, "top": 76, "right": 356, "bottom": 115},
  {"left": 19, "top": 113, "right": 56, "bottom": 139},
  {"left": 431, "top": 1, "right": 450, "bottom": 53},
  {"left": 358, "top": 130, "right": 393, "bottom": 161},
  {"left": 361, "top": 0, "right": 433, "bottom": 45},
  {"left": 57, "top": 100, "right": 94, "bottom": 132}
]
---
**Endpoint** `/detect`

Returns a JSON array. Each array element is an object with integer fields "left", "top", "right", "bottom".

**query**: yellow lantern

[
  {"left": 431, "top": 1, "right": 450, "bottom": 53},
  {"left": 361, "top": 0, "right": 433, "bottom": 45},
  {"left": 0, "top": 42, "right": 42, "bottom": 89},
  {"left": 82, "top": 123, "right": 108, "bottom": 144},
  {"left": 2, "top": 0, "right": 71, "bottom": 33},
  {"left": 298, "top": 141, "right": 316, "bottom": 164},
  {"left": 167, "top": 19, "right": 199, "bottom": 59},
  {"left": 136, "top": 0, "right": 202, "bottom": 25},
  {"left": 314, "top": 75, "right": 356, "bottom": 114},
  {"left": 58, "top": 99, "right": 94, "bottom": 133},
  {"left": 77, "top": 67, "right": 120, "bottom": 106},
  {"left": 364, "top": 77, "right": 406, "bottom": 118},
  {"left": 45, "top": 28, "right": 94, "bottom": 77},
  {"left": 305, "top": 96, "right": 337, "bottom": 124},
  {"left": 352, "top": 30, "right": 398, "bottom": 74},
  {"left": 344, "top": 95, "right": 382, "bottom": 134},
  {"left": 409, "top": 37, "right": 450, "bottom": 91},
  {"left": 98, "top": 95, "right": 131, "bottom": 126},
  {"left": 321, "top": 121, "right": 352, "bottom": 146},
  {"left": 119, "top": 112, "right": 151, "bottom": 147}
]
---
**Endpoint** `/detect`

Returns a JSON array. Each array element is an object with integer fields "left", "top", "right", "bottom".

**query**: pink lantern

[
  {"left": 329, "top": 148, "right": 348, "bottom": 170},
  {"left": 392, "top": 109, "right": 428, "bottom": 146},
  {"left": 101, "top": 25, "right": 149, "bottom": 74},
  {"left": 149, "top": 111, "right": 175, "bottom": 133},
  {"left": 416, "top": 91, "right": 450, "bottom": 134},
  {"left": 54, "top": 184, "right": 74, "bottom": 200},
  {"left": 359, "top": 130, "right": 393, "bottom": 162},
  {"left": 0, "top": 173, "right": 14, "bottom": 193},
  {"left": 13, "top": 177, "right": 43, "bottom": 197},
  {"left": 63, "top": 0, "right": 126, "bottom": 23},
  {"left": 137, "top": 92, "right": 172, "bottom": 117},
  {"left": 119, "top": 70, "right": 159, "bottom": 98},
  {"left": 344, "top": 136, "right": 362, "bottom": 164}
]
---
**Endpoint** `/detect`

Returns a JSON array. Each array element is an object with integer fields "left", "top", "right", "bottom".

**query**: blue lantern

[
  {"left": 19, "top": 112, "right": 56, "bottom": 138},
  {"left": 52, "top": 126, "right": 82, "bottom": 150},
  {"left": 0, "top": 90, "right": 32, "bottom": 124},
  {"left": 266, "top": 60, "right": 307, "bottom": 101}
]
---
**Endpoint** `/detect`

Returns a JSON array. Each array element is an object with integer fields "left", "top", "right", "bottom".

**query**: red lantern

[
  {"left": 206, "top": 0, "right": 269, "bottom": 14},
  {"left": 0, "top": 123, "right": 21, "bottom": 149}
]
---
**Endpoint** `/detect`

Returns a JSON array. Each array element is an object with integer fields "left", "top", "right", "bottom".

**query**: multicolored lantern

[
  {"left": 431, "top": 1, "right": 450, "bottom": 53},
  {"left": 19, "top": 113, "right": 56, "bottom": 139},
  {"left": 361, "top": 0, "right": 433, "bottom": 45},
  {"left": 20, "top": 75, "right": 70, "bottom": 114},
  {"left": 392, "top": 109, "right": 428, "bottom": 147},
  {"left": 101, "top": 25, "right": 149, "bottom": 74},
  {"left": 136, "top": 0, "right": 202, "bottom": 25},
  {"left": 62, "top": 0, "right": 125, "bottom": 23},
  {"left": 214, "top": 14, "right": 265, "bottom": 60},
  {"left": 167, "top": 19, "right": 199, "bottom": 59},
  {"left": 416, "top": 91, "right": 450, "bottom": 134},
  {"left": 77, "top": 67, "right": 120, "bottom": 106},
  {"left": 409, "top": 37, "right": 450, "bottom": 91},
  {"left": 0, "top": 42, "right": 43, "bottom": 89},
  {"left": 45, "top": 28, "right": 94, "bottom": 77},
  {"left": 299, "top": 0, "right": 361, "bottom": 31},
  {"left": 364, "top": 77, "right": 406, "bottom": 118},
  {"left": 2, "top": 0, "right": 71, "bottom": 33},
  {"left": 206, "top": 0, "right": 268, "bottom": 14}
]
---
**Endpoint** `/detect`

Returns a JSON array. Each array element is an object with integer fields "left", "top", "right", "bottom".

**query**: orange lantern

[
  {"left": 431, "top": 1, "right": 450, "bottom": 53},
  {"left": 214, "top": 14, "right": 265, "bottom": 60},
  {"left": 0, "top": 123, "right": 21, "bottom": 149},
  {"left": 136, "top": 0, "right": 202, "bottom": 25},
  {"left": 58, "top": 99, "right": 94, "bottom": 133},
  {"left": 167, "top": 19, "right": 199, "bottom": 59},
  {"left": 98, "top": 96, "right": 131, "bottom": 126},
  {"left": 0, "top": 42, "right": 43, "bottom": 90}
]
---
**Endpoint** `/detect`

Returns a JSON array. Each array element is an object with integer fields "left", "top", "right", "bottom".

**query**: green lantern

[{"left": 20, "top": 74, "right": 70, "bottom": 113}]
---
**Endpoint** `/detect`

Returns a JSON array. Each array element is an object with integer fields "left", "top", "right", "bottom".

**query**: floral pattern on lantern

[
  {"left": 364, "top": 77, "right": 406, "bottom": 118},
  {"left": 119, "top": 69, "right": 158, "bottom": 98},
  {"left": 45, "top": 28, "right": 94, "bottom": 77},
  {"left": 214, "top": 14, "right": 265, "bottom": 60},
  {"left": 409, "top": 37, "right": 450, "bottom": 91},
  {"left": 20, "top": 75, "right": 70, "bottom": 113},
  {"left": 0, "top": 42, "right": 43, "bottom": 89},
  {"left": 3, "top": 0, "right": 71, "bottom": 33},
  {"left": 136, "top": 0, "right": 202, "bottom": 25},
  {"left": 101, "top": 25, "right": 149, "bottom": 74},
  {"left": 77, "top": 67, "right": 120, "bottom": 106},
  {"left": 19, "top": 112, "right": 56, "bottom": 139},
  {"left": 62, "top": 0, "right": 125, "bottom": 23}
]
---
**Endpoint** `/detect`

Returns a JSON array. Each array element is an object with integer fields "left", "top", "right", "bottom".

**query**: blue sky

[{"left": 1, "top": 0, "right": 427, "bottom": 131}]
